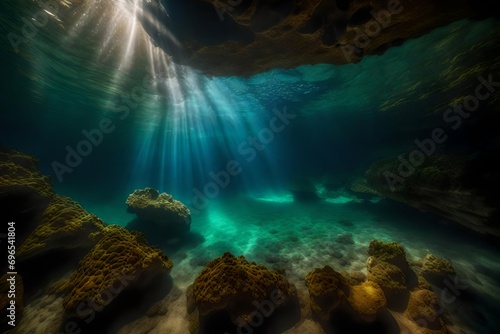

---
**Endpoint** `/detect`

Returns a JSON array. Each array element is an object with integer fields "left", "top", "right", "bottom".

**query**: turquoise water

[{"left": 1, "top": 1, "right": 500, "bottom": 333}]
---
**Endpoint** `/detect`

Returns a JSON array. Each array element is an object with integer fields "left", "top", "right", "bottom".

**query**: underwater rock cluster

[
  {"left": 362, "top": 153, "right": 500, "bottom": 237},
  {"left": 305, "top": 240, "right": 454, "bottom": 334},
  {"left": 139, "top": 0, "right": 496, "bottom": 75},
  {"left": 0, "top": 149, "right": 475, "bottom": 333},
  {"left": 0, "top": 149, "right": 174, "bottom": 333},
  {"left": 126, "top": 187, "right": 191, "bottom": 235}
]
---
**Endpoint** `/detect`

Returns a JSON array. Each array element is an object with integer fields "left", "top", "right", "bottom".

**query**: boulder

[
  {"left": 186, "top": 252, "right": 299, "bottom": 334},
  {"left": 17, "top": 195, "right": 106, "bottom": 261},
  {"left": 420, "top": 254, "right": 456, "bottom": 285},
  {"left": 57, "top": 225, "right": 173, "bottom": 318},
  {"left": 126, "top": 188, "right": 191, "bottom": 235}
]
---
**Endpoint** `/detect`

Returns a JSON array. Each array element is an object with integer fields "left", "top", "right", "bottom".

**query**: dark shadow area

[
  {"left": 385, "top": 290, "right": 410, "bottom": 312},
  {"left": 325, "top": 307, "right": 400, "bottom": 334},
  {"left": 0, "top": 191, "right": 49, "bottom": 273},
  {"left": 61, "top": 271, "right": 173, "bottom": 334},
  {"left": 200, "top": 296, "right": 301, "bottom": 334},
  {"left": 17, "top": 248, "right": 88, "bottom": 302},
  {"left": 125, "top": 218, "right": 205, "bottom": 252},
  {"left": 349, "top": 6, "right": 374, "bottom": 26}
]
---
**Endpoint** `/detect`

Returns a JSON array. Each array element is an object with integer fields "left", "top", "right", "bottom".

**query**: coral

[
  {"left": 347, "top": 281, "right": 386, "bottom": 322},
  {"left": 420, "top": 254, "right": 455, "bottom": 284},
  {"left": 60, "top": 225, "right": 173, "bottom": 317},
  {"left": 187, "top": 252, "right": 298, "bottom": 332},
  {"left": 17, "top": 195, "right": 106, "bottom": 260},
  {"left": 126, "top": 187, "right": 191, "bottom": 234},
  {"left": 0, "top": 274, "right": 23, "bottom": 332}
]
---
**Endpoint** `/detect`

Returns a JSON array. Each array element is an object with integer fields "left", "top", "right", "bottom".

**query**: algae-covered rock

[
  {"left": 406, "top": 289, "right": 447, "bottom": 333},
  {"left": 347, "top": 280, "right": 387, "bottom": 322},
  {"left": 187, "top": 252, "right": 298, "bottom": 333},
  {"left": 305, "top": 266, "right": 349, "bottom": 320},
  {"left": 126, "top": 187, "right": 191, "bottom": 234},
  {"left": 367, "top": 240, "right": 408, "bottom": 268},
  {"left": 60, "top": 225, "right": 173, "bottom": 318},
  {"left": 17, "top": 195, "right": 106, "bottom": 260},
  {"left": 420, "top": 254, "right": 455, "bottom": 284},
  {"left": 0, "top": 148, "right": 54, "bottom": 245},
  {"left": 0, "top": 147, "right": 53, "bottom": 200}
]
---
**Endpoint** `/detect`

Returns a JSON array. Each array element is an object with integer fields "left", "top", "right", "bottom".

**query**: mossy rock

[
  {"left": 406, "top": 289, "right": 447, "bottom": 333},
  {"left": 190, "top": 252, "right": 295, "bottom": 314},
  {"left": 305, "top": 266, "right": 350, "bottom": 320},
  {"left": 61, "top": 225, "right": 173, "bottom": 317},
  {"left": 367, "top": 240, "right": 408, "bottom": 268},
  {"left": 0, "top": 147, "right": 53, "bottom": 199},
  {"left": 126, "top": 187, "right": 191, "bottom": 233},
  {"left": 420, "top": 254, "right": 455, "bottom": 284},
  {"left": 366, "top": 257, "right": 407, "bottom": 301},
  {"left": 17, "top": 195, "right": 106, "bottom": 260},
  {"left": 347, "top": 281, "right": 386, "bottom": 322}
]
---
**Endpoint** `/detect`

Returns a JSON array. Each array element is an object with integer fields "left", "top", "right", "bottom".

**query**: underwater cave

[{"left": 1, "top": 0, "right": 500, "bottom": 333}]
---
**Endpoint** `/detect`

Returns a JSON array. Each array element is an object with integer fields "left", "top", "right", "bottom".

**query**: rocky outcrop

[
  {"left": 186, "top": 252, "right": 299, "bottom": 334},
  {"left": 138, "top": 0, "right": 497, "bottom": 76},
  {"left": 56, "top": 225, "right": 173, "bottom": 318},
  {"left": 364, "top": 154, "right": 500, "bottom": 237},
  {"left": 126, "top": 188, "right": 191, "bottom": 235},
  {"left": 419, "top": 254, "right": 456, "bottom": 285},
  {"left": 17, "top": 195, "right": 106, "bottom": 261},
  {"left": 0, "top": 147, "right": 53, "bottom": 200},
  {"left": 0, "top": 148, "right": 54, "bottom": 246},
  {"left": 305, "top": 240, "right": 454, "bottom": 334}
]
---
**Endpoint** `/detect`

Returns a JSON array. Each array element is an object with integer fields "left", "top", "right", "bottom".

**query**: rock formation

[
  {"left": 126, "top": 187, "right": 191, "bottom": 236},
  {"left": 186, "top": 252, "right": 299, "bottom": 334},
  {"left": 0, "top": 147, "right": 54, "bottom": 247},
  {"left": 363, "top": 153, "right": 500, "bottom": 237},
  {"left": 138, "top": 0, "right": 497, "bottom": 76},
  {"left": 55, "top": 225, "right": 173, "bottom": 318},
  {"left": 305, "top": 240, "right": 454, "bottom": 334},
  {"left": 17, "top": 194, "right": 106, "bottom": 261}
]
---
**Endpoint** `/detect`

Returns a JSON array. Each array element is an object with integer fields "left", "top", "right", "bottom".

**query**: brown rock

[
  {"left": 138, "top": 0, "right": 495, "bottom": 76},
  {"left": 187, "top": 252, "right": 299, "bottom": 333}
]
